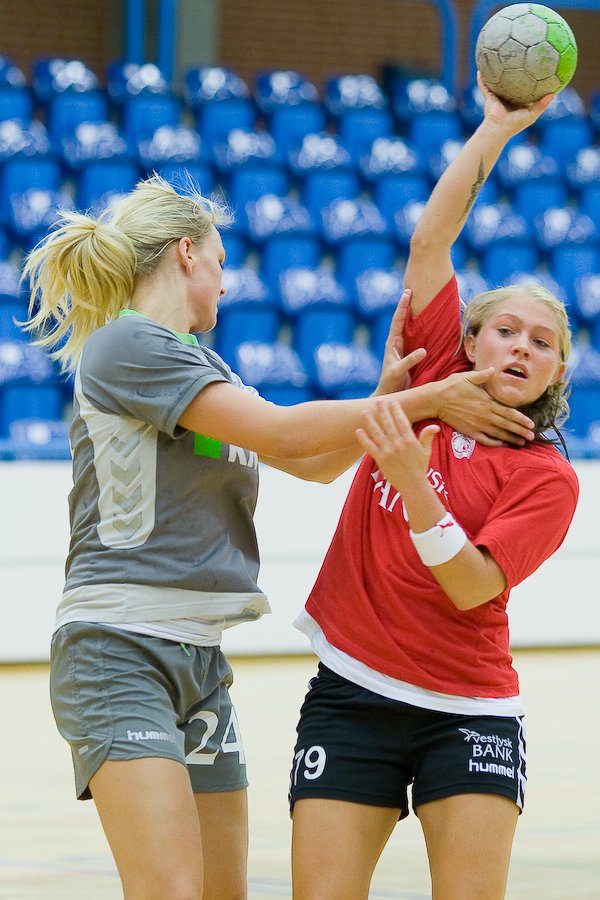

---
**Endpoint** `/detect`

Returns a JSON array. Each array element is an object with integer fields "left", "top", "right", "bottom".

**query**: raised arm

[{"left": 404, "top": 76, "right": 555, "bottom": 317}]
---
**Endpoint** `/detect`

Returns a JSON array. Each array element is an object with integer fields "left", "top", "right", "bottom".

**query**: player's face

[
  {"left": 464, "top": 293, "right": 566, "bottom": 408},
  {"left": 189, "top": 226, "right": 226, "bottom": 332}
]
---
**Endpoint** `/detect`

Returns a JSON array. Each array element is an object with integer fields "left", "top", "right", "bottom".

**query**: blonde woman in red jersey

[{"left": 289, "top": 77, "right": 579, "bottom": 900}]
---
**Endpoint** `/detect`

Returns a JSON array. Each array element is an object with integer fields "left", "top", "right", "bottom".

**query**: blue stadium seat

[
  {"left": 539, "top": 117, "right": 594, "bottom": 168},
  {"left": 76, "top": 160, "right": 140, "bottom": 212},
  {"left": 579, "top": 184, "right": 600, "bottom": 231},
  {"left": 121, "top": 94, "right": 181, "bottom": 146},
  {"left": 184, "top": 66, "right": 250, "bottom": 108},
  {"left": 550, "top": 245, "right": 600, "bottom": 309},
  {"left": 391, "top": 76, "right": 457, "bottom": 122},
  {"left": 0, "top": 260, "right": 27, "bottom": 341},
  {"left": 213, "top": 128, "right": 280, "bottom": 174},
  {"left": 278, "top": 267, "right": 347, "bottom": 317},
  {"left": 358, "top": 135, "right": 424, "bottom": 182},
  {"left": 215, "top": 308, "right": 280, "bottom": 365},
  {"left": 312, "top": 342, "right": 380, "bottom": 399},
  {"left": 394, "top": 199, "right": 426, "bottom": 249},
  {"left": 47, "top": 90, "right": 109, "bottom": 150},
  {"left": 496, "top": 142, "right": 559, "bottom": 189},
  {"left": 234, "top": 341, "right": 312, "bottom": 405},
  {"left": 408, "top": 111, "right": 463, "bottom": 161},
  {"left": 158, "top": 162, "right": 215, "bottom": 196},
  {"left": 288, "top": 132, "right": 354, "bottom": 179},
  {"left": 373, "top": 173, "right": 429, "bottom": 231},
  {"left": 245, "top": 194, "right": 314, "bottom": 244},
  {"left": 227, "top": 166, "right": 289, "bottom": 229},
  {"left": 459, "top": 82, "right": 484, "bottom": 130},
  {"left": 566, "top": 146, "right": 600, "bottom": 190},
  {"left": 107, "top": 62, "right": 170, "bottom": 105},
  {"left": 480, "top": 241, "right": 539, "bottom": 286},
  {"left": 336, "top": 234, "right": 396, "bottom": 301},
  {"left": 220, "top": 232, "right": 247, "bottom": 268},
  {"left": 512, "top": 181, "right": 569, "bottom": 230},
  {"left": 323, "top": 74, "right": 387, "bottom": 117},
  {"left": 0, "top": 156, "right": 61, "bottom": 222},
  {"left": 32, "top": 57, "right": 99, "bottom": 104},
  {"left": 0, "top": 340, "right": 56, "bottom": 386},
  {"left": 534, "top": 86, "right": 586, "bottom": 128},
  {"left": 337, "top": 107, "right": 394, "bottom": 162},
  {"left": 0, "top": 85, "right": 33, "bottom": 123},
  {"left": 216, "top": 265, "right": 278, "bottom": 363},
  {"left": 61, "top": 121, "right": 129, "bottom": 170},
  {"left": 3, "top": 417, "right": 71, "bottom": 460},
  {"left": 9, "top": 188, "right": 74, "bottom": 250},
  {"left": 196, "top": 99, "right": 256, "bottom": 147},
  {"left": 574, "top": 273, "right": 600, "bottom": 327},
  {"left": 534, "top": 207, "right": 597, "bottom": 253},
  {"left": 301, "top": 169, "right": 360, "bottom": 221},
  {"left": 137, "top": 124, "right": 203, "bottom": 174},
  {"left": 0, "top": 384, "right": 64, "bottom": 435},
  {"left": 320, "top": 197, "right": 387, "bottom": 245},
  {"left": 456, "top": 270, "right": 491, "bottom": 305},
  {"left": 269, "top": 104, "right": 326, "bottom": 156},
  {"left": 565, "top": 343, "right": 600, "bottom": 438},
  {"left": 295, "top": 313, "right": 357, "bottom": 378},
  {"left": 0, "top": 119, "right": 50, "bottom": 165},
  {"left": 0, "top": 56, "right": 27, "bottom": 89},
  {"left": 463, "top": 202, "right": 529, "bottom": 251},
  {"left": 509, "top": 270, "right": 566, "bottom": 304},
  {"left": 260, "top": 235, "right": 321, "bottom": 295},
  {"left": 254, "top": 70, "right": 319, "bottom": 114}
]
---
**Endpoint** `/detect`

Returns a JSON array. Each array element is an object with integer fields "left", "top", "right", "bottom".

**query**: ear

[
  {"left": 463, "top": 333, "right": 477, "bottom": 364},
  {"left": 176, "top": 237, "right": 195, "bottom": 274},
  {"left": 549, "top": 361, "right": 566, "bottom": 386}
]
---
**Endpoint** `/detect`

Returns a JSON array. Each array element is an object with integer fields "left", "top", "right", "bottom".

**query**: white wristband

[{"left": 409, "top": 512, "right": 467, "bottom": 567}]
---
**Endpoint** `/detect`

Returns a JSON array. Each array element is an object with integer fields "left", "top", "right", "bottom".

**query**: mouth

[{"left": 503, "top": 365, "right": 527, "bottom": 380}]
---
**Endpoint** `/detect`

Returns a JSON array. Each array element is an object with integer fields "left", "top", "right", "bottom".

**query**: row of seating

[{"left": 0, "top": 58, "right": 599, "bottom": 458}]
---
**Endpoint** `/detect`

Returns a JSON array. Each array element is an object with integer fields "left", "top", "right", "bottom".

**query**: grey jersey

[{"left": 56, "top": 312, "right": 269, "bottom": 629}]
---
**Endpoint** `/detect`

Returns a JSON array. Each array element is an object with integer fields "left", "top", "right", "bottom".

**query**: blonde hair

[
  {"left": 462, "top": 283, "right": 572, "bottom": 433},
  {"left": 22, "top": 173, "right": 231, "bottom": 371}
]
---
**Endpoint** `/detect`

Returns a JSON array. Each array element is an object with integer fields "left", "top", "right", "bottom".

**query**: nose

[
  {"left": 511, "top": 332, "right": 531, "bottom": 357},
  {"left": 220, "top": 285, "right": 226, "bottom": 297}
]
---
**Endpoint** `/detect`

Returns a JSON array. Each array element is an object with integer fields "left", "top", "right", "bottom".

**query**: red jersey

[{"left": 305, "top": 277, "right": 579, "bottom": 697}]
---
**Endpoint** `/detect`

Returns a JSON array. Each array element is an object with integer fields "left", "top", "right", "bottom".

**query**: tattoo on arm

[{"left": 459, "top": 159, "right": 486, "bottom": 222}]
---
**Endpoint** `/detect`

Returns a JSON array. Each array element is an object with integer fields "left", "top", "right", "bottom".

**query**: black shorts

[{"left": 289, "top": 665, "right": 526, "bottom": 820}]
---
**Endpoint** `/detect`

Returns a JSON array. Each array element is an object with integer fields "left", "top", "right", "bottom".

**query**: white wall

[{"left": 1, "top": 459, "right": 599, "bottom": 663}]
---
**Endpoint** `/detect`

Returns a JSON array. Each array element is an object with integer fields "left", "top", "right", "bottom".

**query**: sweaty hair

[
  {"left": 22, "top": 173, "right": 232, "bottom": 371},
  {"left": 461, "top": 283, "right": 571, "bottom": 434}
]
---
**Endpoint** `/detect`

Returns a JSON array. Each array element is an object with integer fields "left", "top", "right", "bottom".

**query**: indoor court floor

[{"left": 1, "top": 649, "right": 599, "bottom": 899}]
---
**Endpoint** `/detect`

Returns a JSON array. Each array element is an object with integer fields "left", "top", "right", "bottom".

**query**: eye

[
  {"left": 497, "top": 326, "right": 514, "bottom": 336},
  {"left": 534, "top": 338, "right": 550, "bottom": 349}
]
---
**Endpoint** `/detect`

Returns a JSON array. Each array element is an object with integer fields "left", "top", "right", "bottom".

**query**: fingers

[
  {"left": 467, "top": 367, "right": 495, "bottom": 386},
  {"left": 394, "top": 346, "right": 426, "bottom": 374}
]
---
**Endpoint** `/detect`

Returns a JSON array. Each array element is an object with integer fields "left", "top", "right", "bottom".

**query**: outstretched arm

[{"left": 404, "top": 76, "right": 555, "bottom": 317}]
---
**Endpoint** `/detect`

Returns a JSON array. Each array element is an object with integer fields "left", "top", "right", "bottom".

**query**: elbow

[
  {"left": 409, "top": 228, "right": 437, "bottom": 259},
  {"left": 445, "top": 585, "right": 498, "bottom": 611}
]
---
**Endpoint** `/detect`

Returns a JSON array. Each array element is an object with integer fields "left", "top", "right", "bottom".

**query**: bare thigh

[
  {"left": 194, "top": 788, "right": 248, "bottom": 900},
  {"left": 291, "top": 798, "right": 400, "bottom": 900},
  {"left": 418, "top": 793, "right": 519, "bottom": 900},
  {"left": 90, "top": 757, "right": 204, "bottom": 900}
]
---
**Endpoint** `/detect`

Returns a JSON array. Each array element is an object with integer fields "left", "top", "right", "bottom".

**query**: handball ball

[{"left": 476, "top": 3, "right": 578, "bottom": 106}]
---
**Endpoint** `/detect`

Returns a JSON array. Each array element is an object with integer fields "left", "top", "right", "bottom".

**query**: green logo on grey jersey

[{"left": 194, "top": 433, "right": 222, "bottom": 458}]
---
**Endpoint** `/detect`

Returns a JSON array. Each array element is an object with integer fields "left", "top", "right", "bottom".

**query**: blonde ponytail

[
  {"left": 23, "top": 211, "right": 137, "bottom": 370},
  {"left": 22, "top": 173, "right": 231, "bottom": 372}
]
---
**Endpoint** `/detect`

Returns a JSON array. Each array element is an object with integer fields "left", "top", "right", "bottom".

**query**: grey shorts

[{"left": 50, "top": 622, "right": 248, "bottom": 800}]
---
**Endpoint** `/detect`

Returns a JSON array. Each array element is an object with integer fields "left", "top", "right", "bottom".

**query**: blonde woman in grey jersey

[{"left": 23, "top": 174, "right": 537, "bottom": 900}]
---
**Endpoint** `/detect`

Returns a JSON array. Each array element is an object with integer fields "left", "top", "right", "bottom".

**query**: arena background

[{"left": 1, "top": 3, "right": 599, "bottom": 898}]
